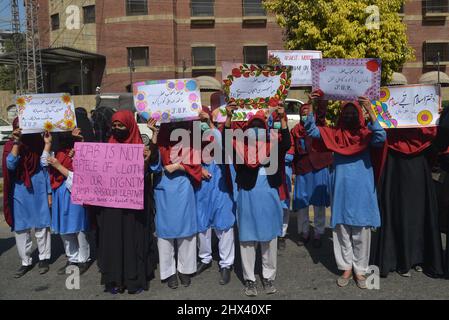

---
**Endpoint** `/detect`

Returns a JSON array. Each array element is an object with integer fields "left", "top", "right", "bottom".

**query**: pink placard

[{"left": 71, "top": 142, "right": 145, "bottom": 210}]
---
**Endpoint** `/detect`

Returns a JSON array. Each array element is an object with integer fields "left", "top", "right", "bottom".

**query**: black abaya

[
  {"left": 372, "top": 148, "right": 444, "bottom": 278},
  {"left": 96, "top": 177, "right": 157, "bottom": 291}
]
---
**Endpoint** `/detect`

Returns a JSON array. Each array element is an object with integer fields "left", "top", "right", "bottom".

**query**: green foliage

[{"left": 264, "top": 0, "right": 415, "bottom": 125}]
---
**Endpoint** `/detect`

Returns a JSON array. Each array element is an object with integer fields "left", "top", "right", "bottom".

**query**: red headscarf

[
  {"left": 386, "top": 127, "right": 437, "bottom": 156},
  {"left": 291, "top": 104, "right": 333, "bottom": 175},
  {"left": 2, "top": 117, "right": 44, "bottom": 227},
  {"left": 201, "top": 106, "right": 216, "bottom": 162},
  {"left": 319, "top": 101, "right": 373, "bottom": 156},
  {"left": 50, "top": 148, "right": 74, "bottom": 190},
  {"left": 233, "top": 110, "right": 273, "bottom": 169},
  {"left": 157, "top": 121, "right": 202, "bottom": 187},
  {"left": 108, "top": 110, "right": 143, "bottom": 144},
  {"left": 270, "top": 109, "right": 290, "bottom": 201}
]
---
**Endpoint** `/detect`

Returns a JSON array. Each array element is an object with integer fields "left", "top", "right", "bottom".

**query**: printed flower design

[
  {"left": 16, "top": 96, "right": 26, "bottom": 107},
  {"left": 64, "top": 119, "right": 75, "bottom": 129},
  {"left": 61, "top": 94, "right": 71, "bottom": 105},
  {"left": 161, "top": 112, "right": 170, "bottom": 121},
  {"left": 43, "top": 121, "right": 54, "bottom": 131}
]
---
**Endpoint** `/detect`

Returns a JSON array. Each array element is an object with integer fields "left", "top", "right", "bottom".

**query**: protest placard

[
  {"left": 133, "top": 79, "right": 201, "bottom": 123},
  {"left": 222, "top": 62, "right": 292, "bottom": 121},
  {"left": 16, "top": 93, "right": 76, "bottom": 134},
  {"left": 311, "top": 58, "right": 381, "bottom": 101},
  {"left": 71, "top": 142, "right": 145, "bottom": 210},
  {"left": 268, "top": 50, "right": 322, "bottom": 86},
  {"left": 370, "top": 84, "right": 441, "bottom": 128}
]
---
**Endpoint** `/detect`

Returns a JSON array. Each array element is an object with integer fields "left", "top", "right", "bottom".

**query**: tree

[{"left": 264, "top": 0, "right": 415, "bottom": 123}]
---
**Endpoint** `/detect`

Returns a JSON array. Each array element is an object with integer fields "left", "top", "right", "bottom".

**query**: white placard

[{"left": 268, "top": 50, "right": 322, "bottom": 86}]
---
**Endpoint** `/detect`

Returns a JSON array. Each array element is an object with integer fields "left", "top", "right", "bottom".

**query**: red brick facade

[{"left": 36, "top": 0, "right": 448, "bottom": 92}]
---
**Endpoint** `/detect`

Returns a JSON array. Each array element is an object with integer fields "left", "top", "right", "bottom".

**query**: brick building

[
  {"left": 399, "top": 0, "right": 449, "bottom": 86},
  {"left": 34, "top": 0, "right": 449, "bottom": 97},
  {"left": 37, "top": 0, "right": 284, "bottom": 95}
]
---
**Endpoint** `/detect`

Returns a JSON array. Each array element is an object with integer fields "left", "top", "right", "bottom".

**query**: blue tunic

[
  {"left": 51, "top": 181, "right": 89, "bottom": 235},
  {"left": 293, "top": 167, "right": 330, "bottom": 210},
  {"left": 6, "top": 153, "right": 51, "bottom": 232},
  {"left": 305, "top": 115, "right": 385, "bottom": 228},
  {"left": 196, "top": 161, "right": 236, "bottom": 232},
  {"left": 237, "top": 167, "right": 283, "bottom": 242},
  {"left": 282, "top": 153, "right": 293, "bottom": 209},
  {"left": 150, "top": 151, "right": 198, "bottom": 239}
]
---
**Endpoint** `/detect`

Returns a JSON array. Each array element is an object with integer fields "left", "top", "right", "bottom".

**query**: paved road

[{"left": 2, "top": 214, "right": 449, "bottom": 300}]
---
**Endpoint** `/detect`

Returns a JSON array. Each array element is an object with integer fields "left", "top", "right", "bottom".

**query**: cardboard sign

[
  {"left": 133, "top": 79, "right": 201, "bottom": 123},
  {"left": 371, "top": 84, "right": 441, "bottom": 128},
  {"left": 16, "top": 93, "right": 77, "bottom": 134},
  {"left": 311, "top": 58, "right": 381, "bottom": 101},
  {"left": 71, "top": 142, "right": 145, "bottom": 210},
  {"left": 222, "top": 62, "right": 292, "bottom": 121},
  {"left": 268, "top": 50, "right": 322, "bottom": 86}
]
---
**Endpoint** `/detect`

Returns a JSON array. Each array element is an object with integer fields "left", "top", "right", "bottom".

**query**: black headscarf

[{"left": 91, "top": 107, "right": 116, "bottom": 143}]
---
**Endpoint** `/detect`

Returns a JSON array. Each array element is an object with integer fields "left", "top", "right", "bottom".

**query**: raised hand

[
  {"left": 147, "top": 118, "right": 158, "bottom": 133},
  {"left": 12, "top": 128, "right": 22, "bottom": 142},
  {"left": 72, "top": 128, "right": 84, "bottom": 141},
  {"left": 201, "top": 168, "right": 212, "bottom": 180},
  {"left": 225, "top": 102, "right": 237, "bottom": 116},
  {"left": 43, "top": 131, "right": 52, "bottom": 144}
]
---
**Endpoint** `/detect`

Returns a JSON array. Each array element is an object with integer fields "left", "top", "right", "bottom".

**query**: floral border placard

[
  {"left": 222, "top": 64, "right": 292, "bottom": 121},
  {"left": 311, "top": 58, "right": 381, "bottom": 101},
  {"left": 16, "top": 93, "right": 76, "bottom": 134},
  {"left": 133, "top": 79, "right": 201, "bottom": 123}
]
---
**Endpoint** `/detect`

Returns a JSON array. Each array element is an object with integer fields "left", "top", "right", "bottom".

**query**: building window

[
  {"left": 192, "top": 47, "right": 216, "bottom": 67},
  {"left": 127, "top": 47, "right": 149, "bottom": 67},
  {"left": 244, "top": 46, "right": 267, "bottom": 64},
  {"left": 191, "top": 0, "right": 214, "bottom": 16},
  {"left": 424, "top": 42, "right": 449, "bottom": 64},
  {"left": 51, "top": 13, "right": 60, "bottom": 30},
  {"left": 126, "top": 0, "right": 148, "bottom": 16},
  {"left": 83, "top": 5, "right": 95, "bottom": 24},
  {"left": 243, "top": 0, "right": 266, "bottom": 16},
  {"left": 424, "top": 0, "right": 449, "bottom": 13}
]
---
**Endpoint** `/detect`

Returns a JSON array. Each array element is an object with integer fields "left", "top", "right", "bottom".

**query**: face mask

[
  {"left": 301, "top": 115, "right": 308, "bottom": 123},
  {"left": 273, "top": 122, "right": 281, "bottom": 129},
  {"left": 111, "top": 128, "right": 129, "bottom": 141},
  {"left": 200, "top": 122, "right": 210, "bottom": 132}
]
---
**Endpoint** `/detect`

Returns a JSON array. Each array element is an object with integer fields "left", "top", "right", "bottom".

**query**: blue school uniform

[
  {"left": 196, "top": 160, "right": 235, "bottom": 233},
  {"left": 282, "top": 153, "right": 293, "bottom": 210},
  {"left": 6, "top": 153, "right": 51, "bottom": 232},
  {"left": 237, "top": 167, "right": 283, "bottom": 242},
  {"left": 293, "top": 167, "right": 330, "bottom": 210},
  {"left": 150, "top": 151, "right": 198, "bottom": 239},
  {"left": 51, "top": 179, "right": 89, "bottom": 234},
  {"left": 305, "top": 115, "right": 385, "bottom": 228}
]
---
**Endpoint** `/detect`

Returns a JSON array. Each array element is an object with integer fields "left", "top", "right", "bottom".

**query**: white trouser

[
  {"left": 14, "top": 228, "right": 51, "bottom": 266},
  {"left": 60, "top": 231, "right": 90, "bottom": 263},
  {"left": 297, "top": 206, "right": 326, "bottom": 236},
  {"left": 240, "top": 239, "right": 277, "bottom": 282},
  {"left": 158, "top": 236, "right": 197, "bottom": 280},
  {"left": 281, "top": 209, "right": 290, "bottom": 237},
  {"left": 333, "top": 224, "right": 371, "bottom": 275},
  {"left": 198, "top": 227, "right": 235, "bottom": 269}
]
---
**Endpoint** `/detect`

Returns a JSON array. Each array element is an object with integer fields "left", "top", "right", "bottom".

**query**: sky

[{"left": 0, "top": 0, "right": 26, "bottom": 33}]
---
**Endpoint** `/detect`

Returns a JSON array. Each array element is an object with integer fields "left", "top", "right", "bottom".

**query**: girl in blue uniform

[
  {"left": 224, "top": 104, "right": 291, "bottom": 297},
  {"left": 304, "top": 97, "right": 385, "bottom": 289},
  {"left": 196, "top": 107, "right": 236, "bottom": 285},
  {"left": 2, "top": 118, "right": 52, "bottom": 277},
  {"left": 152, "top": 121, "right": 202, "bottom": 289},
  {"left": 41, "top": 114, "right": 93, "bottom": 275}
]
